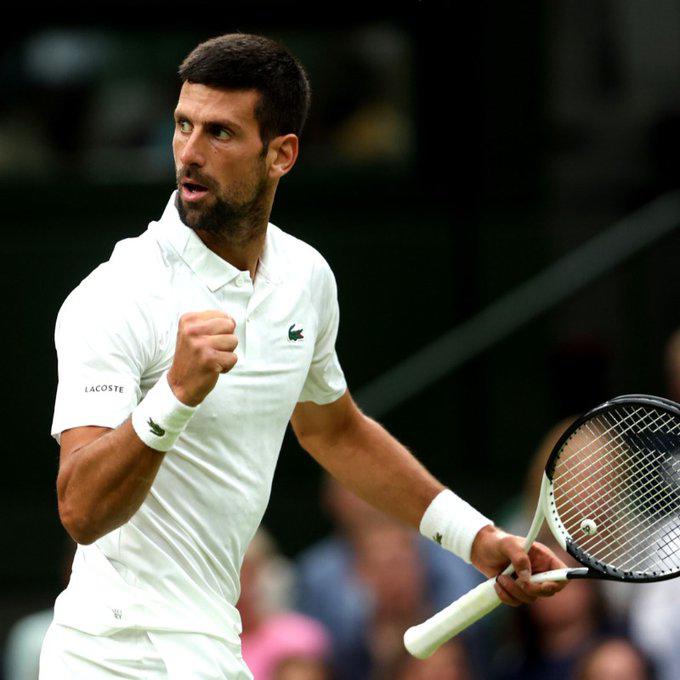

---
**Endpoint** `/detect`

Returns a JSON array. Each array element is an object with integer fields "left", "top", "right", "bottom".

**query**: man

[{"left": 41, "top": 34, "right": 565, "bottom": 678}]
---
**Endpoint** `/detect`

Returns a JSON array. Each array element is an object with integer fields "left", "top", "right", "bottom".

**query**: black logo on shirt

[
  {"left": 147, "top": 418, "right": 165, "bottom": 437},
  {"left": 84, "top": 384, "right": 124, "bottom": 393}
]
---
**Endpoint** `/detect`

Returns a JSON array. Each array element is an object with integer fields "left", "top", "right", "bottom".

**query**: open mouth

[{"left": 180, "top": 180, "right": 210, "bottom": 202}]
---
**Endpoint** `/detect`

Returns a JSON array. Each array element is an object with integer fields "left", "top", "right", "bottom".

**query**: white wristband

[
  {"left": 131, "top": 372, "right": 197, "bottom": 452},
  {"left": 419, "top": 489, "right": 494, "bottom": 563}
]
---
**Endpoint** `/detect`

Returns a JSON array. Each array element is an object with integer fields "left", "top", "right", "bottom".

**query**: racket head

[{"left": 542, "top": 395, "right": 680, "bottom": 583}]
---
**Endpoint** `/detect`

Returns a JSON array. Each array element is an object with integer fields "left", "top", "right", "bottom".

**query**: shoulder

[
  {"left": 56, "top": 231, "right": 169, "bottom": 331},
  {"left": 268, "top": 224, "right": 337, "bottom": 293}
]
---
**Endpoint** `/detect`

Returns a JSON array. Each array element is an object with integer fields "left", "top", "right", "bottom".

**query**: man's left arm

[{"left": 291, "top": 390, "right": 566, "bottom": 606}]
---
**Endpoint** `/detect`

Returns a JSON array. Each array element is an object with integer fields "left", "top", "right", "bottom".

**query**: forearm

[
  {"left": 303, "top": 412, "right": 445, "bottom": 529},
  {"left": 58, "top": 419, "right": 164, "bottom": 544}
]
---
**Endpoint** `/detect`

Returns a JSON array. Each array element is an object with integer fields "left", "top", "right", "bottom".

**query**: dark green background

[{"left": 2, "top": 1, "right": 679, "bottom": 647}]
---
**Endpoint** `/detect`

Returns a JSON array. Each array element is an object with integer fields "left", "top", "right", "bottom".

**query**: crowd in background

[{"left": 4, "top": 327, "right": 680, "bottom": 679}]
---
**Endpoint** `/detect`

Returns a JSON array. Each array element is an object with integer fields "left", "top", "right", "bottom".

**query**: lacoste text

[{"left": 85, "top": 385, "right": 125, "bottom": 393}]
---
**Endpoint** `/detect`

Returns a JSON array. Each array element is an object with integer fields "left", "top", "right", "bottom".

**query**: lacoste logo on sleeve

[
  {"left": 433, "top": 532, "right": 443, "bottom": 545},
  {"left": 288, "top": 324, "right": 304, "bottom": 341},
  {"left": 84, "top": 384, "right": 125, "bottom": 393},
  {"left": 147, "top": 418, "right": 165, "bottom": 437}
]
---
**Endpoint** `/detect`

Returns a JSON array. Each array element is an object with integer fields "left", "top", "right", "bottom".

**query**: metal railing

[{"left": 356, "top": 191, "right": 680, "bottom": 417}]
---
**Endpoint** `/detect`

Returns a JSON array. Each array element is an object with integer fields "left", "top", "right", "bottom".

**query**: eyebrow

[{"left": 174, "top": 110, "right": 243, "bottom": 134}]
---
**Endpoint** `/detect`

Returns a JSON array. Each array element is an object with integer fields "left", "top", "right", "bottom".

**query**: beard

[{"left": 175, "top": 167, "right": 269, "bottom": 245}]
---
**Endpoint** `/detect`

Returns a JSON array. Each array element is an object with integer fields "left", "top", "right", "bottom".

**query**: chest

[{"left": 149, "top": 271, "right": 317, "bottom": 422}]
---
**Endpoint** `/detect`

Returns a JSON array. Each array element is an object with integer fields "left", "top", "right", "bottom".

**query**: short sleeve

[
  {"left": 298, "top": 260, "right": 347, "bottom": 405},
  {"left": 50, "top": 277, "right": 153, "bottom": 443}
]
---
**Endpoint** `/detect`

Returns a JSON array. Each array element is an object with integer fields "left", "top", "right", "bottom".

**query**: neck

[
  {"left": 194, "top": 225, "right": 267, "bottom": 280},
  {"left": 178, "top": 187, "right": 274, "bottom": 279}
]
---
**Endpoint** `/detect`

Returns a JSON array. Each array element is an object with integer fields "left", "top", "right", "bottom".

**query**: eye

[
  {"left": 215, "top": 128, "right": 231, "bottom": 141},
  {"left": 177, "top": 119, "right": 191, "bottom": 134}
]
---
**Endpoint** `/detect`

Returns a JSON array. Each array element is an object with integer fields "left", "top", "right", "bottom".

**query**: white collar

[{"left": 152, "top": 192, "right": 281, "bottom": 291}]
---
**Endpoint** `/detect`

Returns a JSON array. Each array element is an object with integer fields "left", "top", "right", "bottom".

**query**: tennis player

[{"left": 40, "top": 34, "right": 566, "bottom": 678}]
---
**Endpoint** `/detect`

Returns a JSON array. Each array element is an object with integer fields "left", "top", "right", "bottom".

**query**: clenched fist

[{"left": 167, "top": 310, "right": 238, "bottom": 406}]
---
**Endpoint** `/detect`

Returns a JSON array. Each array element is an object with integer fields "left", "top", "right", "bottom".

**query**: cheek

[{"left": 171, "top": 136, "right": 183, "bottom": 167}]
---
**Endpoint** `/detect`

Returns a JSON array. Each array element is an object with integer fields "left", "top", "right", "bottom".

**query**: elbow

[
  {"left": 58, "top": 494, "right": 100, "bottom": 545},
  {"left": 59, "top": 504, "right": 98, "bottom": 545}
]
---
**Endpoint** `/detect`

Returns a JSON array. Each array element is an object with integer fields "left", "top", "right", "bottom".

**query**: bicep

[
  {"left": 58, "top": 425, "right": 112, "bottom": 496},
  {"left": 291, "top": 389, "right": 356, "bottom": 455},
  {"left": 60, "top": 425, "right": 113, "bottom": 459}
]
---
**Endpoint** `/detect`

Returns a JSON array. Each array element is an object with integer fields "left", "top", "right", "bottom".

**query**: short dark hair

[{"left": 178, "top": 33, "right": 311, "bottom": 145}]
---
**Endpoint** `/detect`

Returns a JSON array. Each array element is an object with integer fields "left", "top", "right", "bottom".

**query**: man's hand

[
  {"left": 168, "top": 310, "right": 238, "bottom": 406},
  {"left": 470, "top": 525, "right": 567, "bottom": 606}
]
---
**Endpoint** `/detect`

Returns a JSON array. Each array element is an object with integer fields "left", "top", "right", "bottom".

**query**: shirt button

[{"left": 235, "top": 277, "right": 244, "bottom": 287}]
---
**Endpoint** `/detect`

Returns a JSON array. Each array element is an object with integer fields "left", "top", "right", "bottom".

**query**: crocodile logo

[
  {"left": 433, "top": 532, "right": 443, "bottom": 545},
  {"left": 288, "top": 324, "right": 304, "bottom": 342},
  {"left": 147, "top": 418, "right": 165, "bottom": 437}
]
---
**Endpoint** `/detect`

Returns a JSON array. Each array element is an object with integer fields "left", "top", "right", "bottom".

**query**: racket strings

[
  {"left": 557, "top": 409, "right": 680, "bottom": 567},
  {"left": 558, "top": 416, "right": 680, "bottom": 532},
  {"left": 561, "top": 473, "right": 680, "bottom": 573},
  {"left": 560, "top": 413, "right": 680, "bottom": 573},
  {"left": 554, "top": 410, "right": 675, "bottom": 528},
  {"left": 551, "top": 405, "right": 680, "bottom": 576},
  {"left": 554, "top": 408, "right": 676, "bottom": 506},
  {"left": 561, "top": 449, "right": 680, "bottom": 572},
  {"left": 553, "top": 406, "right": 668, "bottom": 491}
]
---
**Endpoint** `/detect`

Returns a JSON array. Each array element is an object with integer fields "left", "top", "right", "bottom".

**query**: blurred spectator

[
  {"left": 353, "top": 519, "right": 429, "bottom": 679},
  {"left": 574, "top": 637, "right": 656, "bottom": 680},
  {"left": 4, "top": 611, "right": 55, "bottom": 680},
  {"left": 273, "top": 657, "right": 333, "bottom": 680},
  {"left": 492, "top": 537, "right": 622, "bottom": 680},
  {"left": 295, "top": 475, "right": 484, "bottom": 679},
  {"left": 4, "top": 539, "right": 75, "bottom": 680},
  {"left": 628, "top": 577, "right": 679, "bottom": 680},
  {"left": 626, "top": 327, "right": 680, "bottom": 680},
  {"left": 239, "top": 528, "right": 332, "bottom": 680},
  {"left": 394, "top": 640, "right": 472, "bottom": 680}
]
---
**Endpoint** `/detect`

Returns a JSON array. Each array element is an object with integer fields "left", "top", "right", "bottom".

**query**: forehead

[{"left": 175, "top": 82, "right": 261, "bottom": 131}]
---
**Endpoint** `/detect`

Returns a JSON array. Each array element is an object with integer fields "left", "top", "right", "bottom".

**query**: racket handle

[{"left": 403, "top": 578, "right": 501, "bottom": 659}]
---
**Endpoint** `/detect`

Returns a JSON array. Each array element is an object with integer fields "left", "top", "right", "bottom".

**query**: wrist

[
  {"left": 131, "top": 371, "right": 198, "bottom": 452},
  {"left": 419, "top": 489, "right": 494, "bottom": 563},
  {"left": 167, "top": 370, "right": 202, "bottom": 407},
  {"left": 470, "top": 524, "right": 501, "bottom": 568}
]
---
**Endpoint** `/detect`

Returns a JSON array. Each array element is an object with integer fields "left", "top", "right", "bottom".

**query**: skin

[{"left": 57, "top": 82, "right": 565, "bottom": 606}]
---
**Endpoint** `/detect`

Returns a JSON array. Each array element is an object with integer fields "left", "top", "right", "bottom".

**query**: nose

[{"left": 178, "top": 129, "right": 206, "bottom": 168}]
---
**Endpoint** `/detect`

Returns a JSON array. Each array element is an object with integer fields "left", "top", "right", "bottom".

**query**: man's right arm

[
  {"left": 57, "top": 421, "right": 165, "bottom": 545},
  {"left": 56, "top": 310, "right": 238, "bottom": 545}
]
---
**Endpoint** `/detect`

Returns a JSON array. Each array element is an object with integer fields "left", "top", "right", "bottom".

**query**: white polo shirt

[{"left": 50, "top": 192, "right": 346, "bottom": 644}]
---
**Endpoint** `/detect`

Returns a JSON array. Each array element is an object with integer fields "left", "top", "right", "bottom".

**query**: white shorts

[{"left": 39, "top": 622, "right": 253, "bottom": 679}]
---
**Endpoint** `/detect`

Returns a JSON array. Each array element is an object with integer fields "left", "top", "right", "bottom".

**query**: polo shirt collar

[{"left": 154, "top": 192, "right": 281, "bottom": 291}]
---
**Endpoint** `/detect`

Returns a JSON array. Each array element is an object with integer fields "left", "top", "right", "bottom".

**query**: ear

[{"left": 266, "top": 134, "right": 299, "bottom": 179}]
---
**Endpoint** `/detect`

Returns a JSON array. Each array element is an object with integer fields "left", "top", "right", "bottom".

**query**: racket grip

[{"left": 403, "top": 578, "right": 501, "bottom": 659}]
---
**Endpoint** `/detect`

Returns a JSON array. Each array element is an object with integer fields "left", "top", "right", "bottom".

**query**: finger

[
  {"left": 187, "top": 316, "right": 236, "bottom": 336},
  {"left": 185, "top": 310, "right": 233, "bottom": 321},
  {"left": 212, "top": 350, "right": 238, "bottom": 374},
  {"left": 528, "top": 542, "right": 568, "bottom": 571},
  {"left": 493, "top": 579, "right": 521, "bottom": 606},
  {"left": 520, "top": 579, "right": 563, "bottom": 598},
  {"left": 207, "top": 334, "right": 238, "bottom": 352},
  {"left": 496, "top": 574, "right": 537, "bottom": 605},
  {"left": 501, "top": 536, "right": 532, "bottom": 584}
]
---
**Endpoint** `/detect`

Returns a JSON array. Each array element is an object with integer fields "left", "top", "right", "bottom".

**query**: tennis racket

[{"left": 404, "top": 394, "right": 680, "bottom": 659}]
